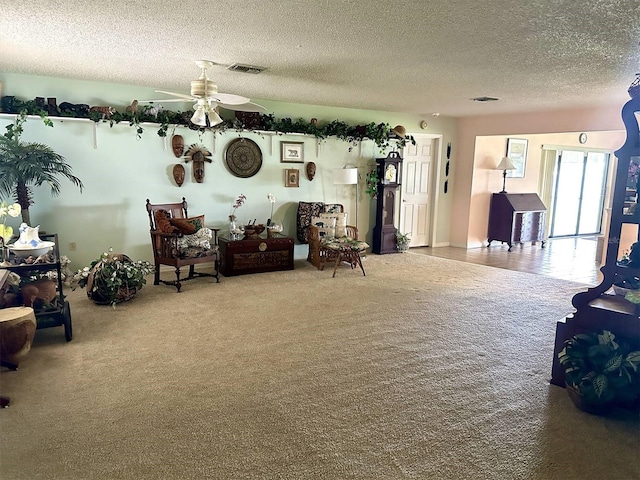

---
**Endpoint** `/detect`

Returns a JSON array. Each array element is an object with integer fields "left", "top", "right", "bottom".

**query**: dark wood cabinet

[
  {"left": 218, "top": 235, "right": 294, "bottom": 276},
  {"left": 550, "top": 96, "right": 640, "bottom": 387},
  {"left": 487, "top": 193, "right": 546, "bottom": 251}
]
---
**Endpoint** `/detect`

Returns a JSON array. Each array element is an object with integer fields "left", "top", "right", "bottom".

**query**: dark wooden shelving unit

[{"left": 550, "top": 97, "right": 640, "bottom": 387}]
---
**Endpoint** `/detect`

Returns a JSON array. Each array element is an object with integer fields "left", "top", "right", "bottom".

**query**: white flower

[
  {"left": 7, "top": 203, "right": 21, "bottom": 218},
  {"left": 267, "top": 193, "right": 276, "bottom": 204}
]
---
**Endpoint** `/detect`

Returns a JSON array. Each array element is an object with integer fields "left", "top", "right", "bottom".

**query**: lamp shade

[
  {"left": 496, "top": 156, "right": 516, "bottom": 171},
  {"left": 333, "top": 168, "right": 358, "bottom": 185},
  {"left": 207, "top": 109, "right": 223, "bottom": 127},
  {"left": 191, "top": 107, "right": 207, "bottom": 126}
]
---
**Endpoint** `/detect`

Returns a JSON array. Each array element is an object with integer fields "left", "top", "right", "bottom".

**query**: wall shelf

[{"left": 0, "top": 113, "right": 328, "bottom": 156}]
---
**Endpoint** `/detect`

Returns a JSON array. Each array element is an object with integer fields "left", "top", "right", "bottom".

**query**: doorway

[{"left": 549, "top": 150, "right": 609, "bottom": 237}]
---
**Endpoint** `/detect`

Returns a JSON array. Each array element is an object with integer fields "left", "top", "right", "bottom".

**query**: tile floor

[{"left": 412, "top": 236, "right": 601, "bottom": 286}]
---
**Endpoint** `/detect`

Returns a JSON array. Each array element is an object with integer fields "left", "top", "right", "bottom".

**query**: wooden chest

[{"left": 218, "top": 235, "right": 294, "bottom": 276}]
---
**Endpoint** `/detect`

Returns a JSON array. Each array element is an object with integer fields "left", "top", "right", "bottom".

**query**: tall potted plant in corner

[{"left": 0, "top": 110, "right": 84, "bottom": 226}]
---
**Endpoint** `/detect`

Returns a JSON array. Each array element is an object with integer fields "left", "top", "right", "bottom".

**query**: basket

[{"left": 85, "top": 254, "right": 140, "bottom": 305}]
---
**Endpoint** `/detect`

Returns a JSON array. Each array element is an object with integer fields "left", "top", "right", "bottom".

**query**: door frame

[{"left": 399, "top": 133, "right": 443, "bottom": 247}]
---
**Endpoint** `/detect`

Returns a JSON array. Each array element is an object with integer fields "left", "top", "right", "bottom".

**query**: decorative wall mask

[
  {"left": 184, "top": 144, "right": 212, "bottom": 183},
  {"left": 172, "top": 164, "right": 185, "bottom": 186},
  {"left": 306, "top": 162, "right": 316, "bottom": 181},
  {"left": 171, "top": 135, "right": 185, "bottom": 158}
]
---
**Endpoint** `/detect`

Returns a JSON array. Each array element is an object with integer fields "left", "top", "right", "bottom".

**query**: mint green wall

[{"left": 0, "top": 73, "right": 456, "bottom": 269}]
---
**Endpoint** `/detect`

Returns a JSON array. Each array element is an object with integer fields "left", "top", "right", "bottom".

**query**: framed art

[
  {"left": 280, "top": 141, "right": 304, "bottom": 163},
  {"left": 505, "top": 138, "right": 528, "bottom": 178},
  {"left": 285, "top": 168, "right": 300, "bottom": 187}
]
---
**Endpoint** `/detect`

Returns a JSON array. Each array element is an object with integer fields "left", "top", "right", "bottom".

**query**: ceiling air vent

[
  {"left": 226, "top": 63, "right": 267, "bottom": 74},
  {"left": 472, "top": 96, "right": 499, "bottom": 102}
]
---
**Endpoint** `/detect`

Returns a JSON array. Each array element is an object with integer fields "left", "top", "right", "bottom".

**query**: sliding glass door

[{"left": 549, "top": 150, "right": 609, "bottom": 237}]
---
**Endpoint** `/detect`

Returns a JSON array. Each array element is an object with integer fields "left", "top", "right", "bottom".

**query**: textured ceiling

[{"left": 1, "top": 0, "right": 639, "bottom": 117}]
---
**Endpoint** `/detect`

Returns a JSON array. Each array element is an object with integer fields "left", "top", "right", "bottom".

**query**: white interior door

[{"left": 400, "top": 137, "right": 433, "bottom": 246}]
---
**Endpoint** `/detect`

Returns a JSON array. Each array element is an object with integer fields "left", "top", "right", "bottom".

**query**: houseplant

[
  {"left": 557, "top": 329, "right": 640, "bottom": 414},
  {"left": 396, "top": 231, "right": 411, "bottom": 252},
  {"left": 365, "top": 167, "right": 380, "bottom": 199},
  {"left": 70, "top": 248, "right": 154, "bottom": 307},
  {"left": 0, "top": 110, "right": 84, "bottom": 225}
]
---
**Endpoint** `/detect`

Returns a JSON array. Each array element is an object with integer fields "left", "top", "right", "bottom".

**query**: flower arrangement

[
  {"left": 229, "top": 194, "right": 246, "bottom": 222},
  {"left": 70, "top": 248, "right": 154, "bottom": 307},
  {"left": 267, "top": 193, "right": 276, "bottom": 225},
  {"left": 0, "top": 201, "right": 21, "bottom": 244}
]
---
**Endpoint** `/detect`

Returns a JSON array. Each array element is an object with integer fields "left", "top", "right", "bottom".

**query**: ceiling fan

[{"left": 142, "top": 60, "right": 266, "bottom": 127}]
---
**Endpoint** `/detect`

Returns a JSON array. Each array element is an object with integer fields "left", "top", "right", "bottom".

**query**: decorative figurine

[
  {"left": 126, "top": 99, "right": 138, "bottom": 116},
  {"left": 89, "top": 106, "right": 115, "bottom": 119}
]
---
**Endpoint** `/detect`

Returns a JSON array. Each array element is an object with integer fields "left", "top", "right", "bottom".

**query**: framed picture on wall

[
  {"left": 285, "top": 168, "right": 300, "bottom": 187},
  {"left": 281, "top": 141, "right": 304, "bottom": 163},
  {"left": 505, "top": 138, "right": 528, "bottom": 178}
]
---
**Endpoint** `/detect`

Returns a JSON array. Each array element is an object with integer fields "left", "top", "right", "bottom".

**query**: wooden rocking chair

[{"left": 145, "top": 198, "right": 220, "bottom": 292}]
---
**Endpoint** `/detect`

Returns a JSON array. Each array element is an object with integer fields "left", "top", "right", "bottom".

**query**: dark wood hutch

[{"left": 550, "top": 96, "right": 640, "bottom": 386}]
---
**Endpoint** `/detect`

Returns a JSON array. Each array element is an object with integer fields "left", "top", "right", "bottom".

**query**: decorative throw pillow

[
  {"left": 311, "top": 216, "right": 336, "bottom": 238},
  {"left": 170, "top": 215, "right": 205, "bottom": 234},
  {"left": 177, "top": 227, "right": 213, "bottom": 251},
  {"left": 320, "top": 212, "right": 347, "bottom": 238},
  {"left": 154, "top": 210, "right": 179, "bottom": 234},
  {"left": 169, "top": 217, "right": 197, "bottom": 235},
  {"left": 297, "top": 201, "right": 325, "bottom": 243},
  {"left": 324, "top": 204, "right": 344, "bottom": 214}
]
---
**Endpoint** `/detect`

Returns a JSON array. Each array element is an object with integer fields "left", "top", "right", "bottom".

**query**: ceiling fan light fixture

[
  {"left": 191, "top": 106, "right": 207, "bottom": 126},
  {"left": 207, "top": 109, "right": 223, "bottom": 127}
]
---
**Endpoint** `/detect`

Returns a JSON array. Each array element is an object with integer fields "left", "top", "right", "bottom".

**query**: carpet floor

[{"left": 1, "top": 253, "right": 638, "bottom": 479}]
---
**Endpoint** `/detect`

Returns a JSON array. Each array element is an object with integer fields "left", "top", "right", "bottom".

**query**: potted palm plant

[{"left": 0, "top": 110, "right": 84, "bottom": 225}]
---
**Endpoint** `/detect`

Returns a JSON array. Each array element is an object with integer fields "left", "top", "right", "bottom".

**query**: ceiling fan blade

[
  {"left": 210, "top": 92, "right": 250, "bottom": 105},
  {"left": 218, "top": 101, "right": 267, "bottom": 113},
  {"left": 155, "top": 90, "right": 196, "bottom": 101},
  {"left": 139, "top": 98, "right": 194, "bottom": 103}
]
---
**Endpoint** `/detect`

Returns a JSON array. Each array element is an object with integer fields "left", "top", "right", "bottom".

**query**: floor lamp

[{"left": 333, "top": 166, "right": 359, "bottom": 229}]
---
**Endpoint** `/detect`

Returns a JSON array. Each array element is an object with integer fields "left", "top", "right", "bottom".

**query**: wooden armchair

[
  {"left": 145, "top": 198, "right": 220, "bottom": 292},
  {"left": 309, "top": 224, "right": 367, "bottom": 276}
]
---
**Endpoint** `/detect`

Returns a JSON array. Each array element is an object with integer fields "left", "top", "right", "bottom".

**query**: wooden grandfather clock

[{"left": 372, "top": 151, "right": 402, "bottom": 254}]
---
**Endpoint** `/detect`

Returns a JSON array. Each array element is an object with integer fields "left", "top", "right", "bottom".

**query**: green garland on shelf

[{"left": 0, "top": 95, "right": 415, "bottom": 151}]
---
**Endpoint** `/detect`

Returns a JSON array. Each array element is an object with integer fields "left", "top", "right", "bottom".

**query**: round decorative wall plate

[{"left": 225, "top": 138, "right": 262, "bottom": 178}]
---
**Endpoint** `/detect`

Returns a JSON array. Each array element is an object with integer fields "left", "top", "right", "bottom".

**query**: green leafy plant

[
  {"left": 365, "top": 167, "right": 380, "bottom": 199},
  {"left": 558, "top": 329, "right": 640, "bottom": 412},
  {"left": 2, "top": 96, "right": 416, "bottom": 151},
  {"left": 396, "top": 231, "right": 411, "bottom": 252},
  {"left": 70, "top": 248, "right": 154, "bottom": 307},
  {"left": 396, "top": 231, "right": 411, "bottom": 245},
  {"left": 0, "top": 110, "right": 84, "bottom": 225}
]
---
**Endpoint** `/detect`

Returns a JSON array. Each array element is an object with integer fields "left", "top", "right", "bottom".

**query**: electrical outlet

[{"left": 68, "top": 241, "right": 77, "bottom": 251}]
